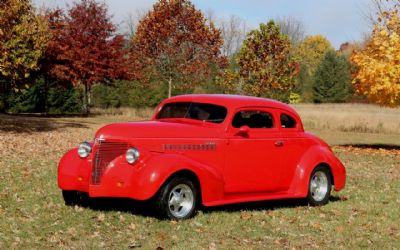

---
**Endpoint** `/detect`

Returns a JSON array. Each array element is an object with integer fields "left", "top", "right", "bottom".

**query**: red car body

[{"left": 58, "top": 94, "right": 345, "bottom": 208}]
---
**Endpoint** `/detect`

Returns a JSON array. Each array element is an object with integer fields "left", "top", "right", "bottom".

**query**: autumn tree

[
  {"left": 0, "top": 0, "right": 48, "bottom": 111},
  {"left": 131, "top": 0, "right": 227, "bottom": 98},
  {"left": 293, "top": 35, "right": 333, "bottom": 102},
  {"left": 44, "top": 0, "right": 129, "bottom": 113},
  {"left": 218, "top": 21, "right": 298, "bottom": 101},
  {"left": 351, "top": 1, "right": 400, "bottom": 107},
  {"left": 313, "top": 50, "right": 352, "bottom": 103},
  {"left": 295, "top": 35, "right": 333, "bottom": 74}
]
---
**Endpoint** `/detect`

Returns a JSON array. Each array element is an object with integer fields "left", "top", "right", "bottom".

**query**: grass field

[{"left": 0, "top": 104, "right": 399, "bottom": 249}]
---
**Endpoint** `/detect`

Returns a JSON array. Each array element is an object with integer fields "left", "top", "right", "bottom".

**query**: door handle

[{"left": 274, "top": 140, "right": 284, "bottom": 147}]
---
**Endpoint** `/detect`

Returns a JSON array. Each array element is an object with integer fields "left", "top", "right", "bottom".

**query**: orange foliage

[{"left": 351, "top": 6, "right": 400, "bottom": 107}]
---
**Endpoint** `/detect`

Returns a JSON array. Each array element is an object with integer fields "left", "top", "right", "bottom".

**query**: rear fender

[
  {"left": 141, "top": 153, "right": 225, "bottom": 204},
  {"left": 288, "top": 145, "right": 341, "bottom": 196}
]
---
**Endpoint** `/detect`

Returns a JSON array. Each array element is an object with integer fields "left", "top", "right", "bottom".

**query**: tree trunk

[
  {"left": 88, "top": 87, "right": 91, "bottom": 107},
  {"left": 83, "top": 82, "right": 89, "bottom": 115},
  {"left": 44, "top": 76, "right": 48, "bottom": 114},
  {"left": 0, "top": 80, "right": 8, "bottom": 113},
  {"left": 168, "top": 77, "right": 172, "bottom": 98}
]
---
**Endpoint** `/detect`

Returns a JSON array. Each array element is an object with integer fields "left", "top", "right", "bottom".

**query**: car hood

[{"left": 95, "top": 120, "right": 222, "bottom": 140}]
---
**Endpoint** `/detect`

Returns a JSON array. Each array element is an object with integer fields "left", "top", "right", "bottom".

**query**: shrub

[{"left": 6, "top": 78, "right": 83, "bottom": 114}]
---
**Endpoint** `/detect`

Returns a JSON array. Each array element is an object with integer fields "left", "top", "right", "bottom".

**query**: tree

[
  {"left": 276, "top": 16, "right": 306, "bottom": 46},
  {"left": 218, "top": 21, "right": 299, "bottom": 100},
  {"left": 351, "top": 1, "right": 400, "bottom": 107},
  {"left": 44, "top": 0, "right": 129, "bottom": 113},
  {"left": 218, "top": 15, "right": 248, "bottom": 57},
  {"left": 363, "top": 0, "right": 399, "bottom": 25},
  {"left": 295, "top": 35, "right": 333, "bottom": 74},
  {"left": 124, "top": 9, "right": 147, "bottom": 38},
  {"left": 313, "top": 50, "right": 352, "bottom": 103},
  {"left": 0, "top": 0, "right": 48, "bottom": 110},
  {"left": 297, "top": 63, "right": 313, "bottom": 102},
  {"left": 130, "top": 0, "right": 227, "bottom": 98}
]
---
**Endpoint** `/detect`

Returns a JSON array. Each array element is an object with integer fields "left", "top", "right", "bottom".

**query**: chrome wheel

[
  {"left": 168, "top": 184, "right": 194, "bottom": 219},
  {"left": 310, "top": 171, "right": 329, "bottom": 202}
]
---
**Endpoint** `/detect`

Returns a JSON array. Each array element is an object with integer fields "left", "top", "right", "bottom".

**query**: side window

[
  {"left": 280, "top": 113, "right": 296, "bottom": 128},
  {"left": 232, "top": 110, "right": 274, "bottom": 128}
]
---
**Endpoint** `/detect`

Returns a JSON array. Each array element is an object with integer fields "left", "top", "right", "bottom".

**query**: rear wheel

[
  {"left": 62, "top": 190, "right": 89, "bottom": 206},
  {"left": 307, "top": 166, "right": 332, "bottom": 206},
  {"left": 155, "top": 176, "right": 198, "bottom": 220}
]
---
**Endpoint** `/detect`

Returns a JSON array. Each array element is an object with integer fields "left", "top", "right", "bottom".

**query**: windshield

[{"left": 156, "top": 102, "right": 228, "bottom": 124}]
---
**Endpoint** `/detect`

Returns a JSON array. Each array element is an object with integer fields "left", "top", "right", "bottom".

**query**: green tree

[
  {"left": 297, "top": 63, "right": 313, "bottom": 101},
  {"left": 218, "top": 20, "right": 298, "bottom": 101},
  {"left": 313, "top": 50, "right": 351, "bottom": 103},
  {"left": 0, "top": 0, "right": 48, "bottom": 111},
  {"left": 130, "top": 0, "right": 227, "bottom": 98}
]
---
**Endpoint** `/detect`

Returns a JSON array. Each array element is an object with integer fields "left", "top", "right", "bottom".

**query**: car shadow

[
  {"left": 202, "top": 195, "right": 342, "bottom": 214},
  {"left": 80, "top": 195, "right": 344, "bottom": 219},
  {"left": 84, "top": 197, "right": 158, "bottom": 218},
  {"left": 339, "top": 143, "right": 400, "bottom": 150},
  {"left": 0, "top": 113, "right": 89, "bottom": 133}
]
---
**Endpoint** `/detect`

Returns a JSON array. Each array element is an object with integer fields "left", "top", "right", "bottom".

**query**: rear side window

[
  {"left": 232, "top": 110, "right": 274, "bottom": 128},
  {"left": 280, "top": 113, "right": 296, "bottom": 128}
]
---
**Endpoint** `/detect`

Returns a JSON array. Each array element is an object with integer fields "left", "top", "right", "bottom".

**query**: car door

[
  {"left": 224, "top": 108, "right": 286, "bottom": 194},
  {"left": 278, "top": 111, "right": 308, "bottom": 190}
]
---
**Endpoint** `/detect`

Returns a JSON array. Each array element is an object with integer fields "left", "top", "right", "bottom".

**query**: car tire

[
  {"left": 155, "top": 176, "right": 199, "bottom": 220},
  {"left": 307, "top": 166, "right": 332, "bottom": 206},
  {"left": 62, "top": 190, "right": 89, "bottom": 207}
]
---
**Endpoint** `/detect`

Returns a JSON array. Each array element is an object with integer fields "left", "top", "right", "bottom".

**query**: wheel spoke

[
  {"left": 167, "top": 183, "right": 194, "bottom": 218},
  {"left": 310, "top": 171, "right": 329, "bottom": 202}
]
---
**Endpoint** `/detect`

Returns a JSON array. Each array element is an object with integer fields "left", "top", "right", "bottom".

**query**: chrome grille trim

[{"left": 91, "top": 140, "right": 128, "bottom": 185}]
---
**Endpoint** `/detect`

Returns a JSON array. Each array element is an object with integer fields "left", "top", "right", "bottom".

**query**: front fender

[
  {"left": 139, "top": 153, "right": 225, "bottom": 204},
  {"left": 288, "top": 145, "right": 346, "bottom": 196},
  {"left": 58, "top": 148, "right": 91, "bottom": 192},
  {"left": 88, "top": 152, "right": 225, "bottom": 203}
]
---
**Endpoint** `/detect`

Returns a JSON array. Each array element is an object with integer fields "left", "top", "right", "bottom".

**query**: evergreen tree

[
  {"left": 313, "top": 50, "right": 351, "bottom": 103},
  {"left": 297, "top": 64, "right": 313, "bottom": 102}
]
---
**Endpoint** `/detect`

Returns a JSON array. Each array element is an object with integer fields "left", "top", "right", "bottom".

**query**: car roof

[{"left": 164, "top": 94, "right": 298, "bottom": 114}]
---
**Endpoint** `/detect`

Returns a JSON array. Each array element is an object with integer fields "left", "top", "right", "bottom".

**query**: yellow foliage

[
  {"left": 294, "top": 35, "right": 333, "bottom": 74},
  {"left": 0, "top": 0, "right": 49, "bottom": 89},
  {"left": 289, "top": 92, "right": 301, "bottom": 104},
  {"left": 351, "top": 8, "right": 400, "bottom": 107}
]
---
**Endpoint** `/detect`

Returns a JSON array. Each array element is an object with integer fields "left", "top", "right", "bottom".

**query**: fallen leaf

[
  {"left": 240, "top": 211, "right": 252, "bottom": 220},
  {"left": 97, "top": 213, "right": 105, "bottom": 223},
  {"left": 336, "top": 226, "right": 344, "bottom": 233},
  {"left": 128, "top": 241, "right": 142, "bottom": 248}
]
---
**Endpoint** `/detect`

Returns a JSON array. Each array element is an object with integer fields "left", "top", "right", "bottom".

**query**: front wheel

[
  {"left": 307, "top": 166, "right": 332, "bottom": 206},
  {"left": 155, "top": 176, "right": 199, "bottom": 220}
]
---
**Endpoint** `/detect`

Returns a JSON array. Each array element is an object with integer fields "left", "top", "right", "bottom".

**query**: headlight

[
  {"left": 126, "top": 148, "right": 140, "bottom": 164},
  {"left": 77, "top": 141, "right": 92, "bottom": 158}
]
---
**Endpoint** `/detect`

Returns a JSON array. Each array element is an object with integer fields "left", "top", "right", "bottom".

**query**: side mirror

[{"left": 236, "top": 125, "right": 250, "bottom": 136}]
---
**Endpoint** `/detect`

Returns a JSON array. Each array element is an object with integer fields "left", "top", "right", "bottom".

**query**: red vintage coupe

[{"left": 58, "top": 94, "right": 346, "bottom": 220}]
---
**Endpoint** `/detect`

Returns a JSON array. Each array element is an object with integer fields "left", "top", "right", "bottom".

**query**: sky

[{"left": 32, "top": 0, "right": 375, "bottom": 49}]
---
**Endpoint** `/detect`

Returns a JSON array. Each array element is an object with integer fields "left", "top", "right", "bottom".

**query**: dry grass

[
  {"left": 0, "top": 104, "right": 399, "bottom": 249},
  {"left": 294, "top": 103, "right": 400, "bottom": 134},
  {"left": 293, "top": 103, "right": 400, "bottom": 146}
]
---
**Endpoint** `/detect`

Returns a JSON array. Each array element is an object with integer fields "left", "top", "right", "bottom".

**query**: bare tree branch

[
  {"left": 218, "top": 15, "right": 248, "bottom": 56},
  {"left": 275, "top": 16, "right": 306, "bottom": 46},
  {"left": 123, "top": 8, "right": 147, "bottom": 38}
]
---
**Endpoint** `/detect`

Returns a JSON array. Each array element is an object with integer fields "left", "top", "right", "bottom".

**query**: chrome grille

[{"left": 91, "top": 140, "right": 128, "bottom": 185}]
